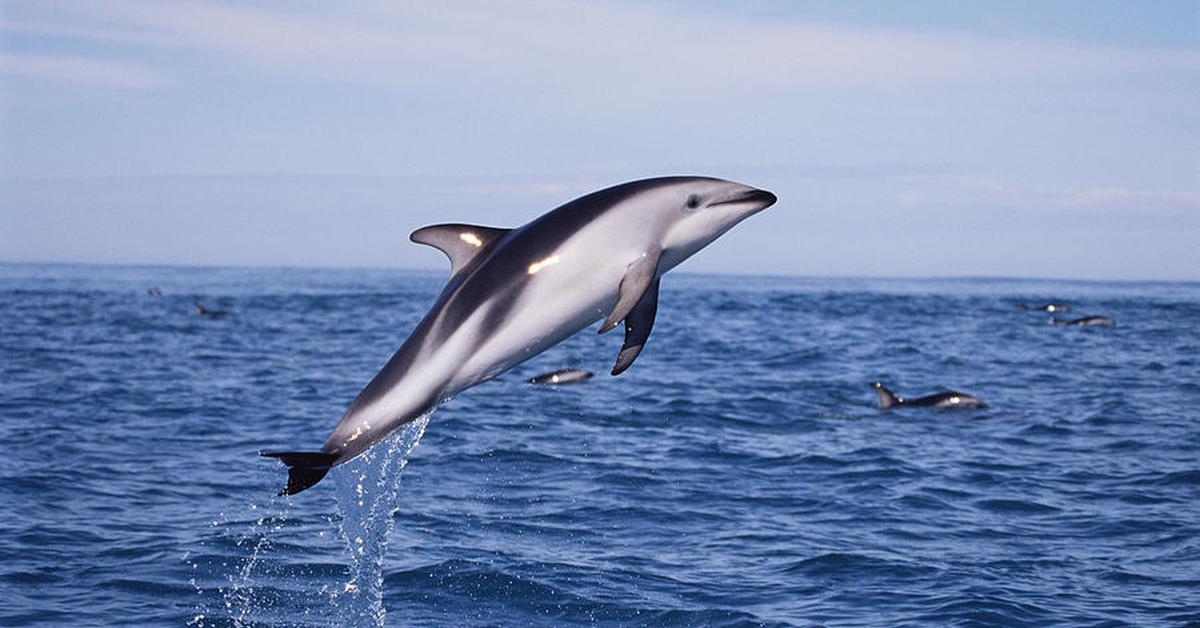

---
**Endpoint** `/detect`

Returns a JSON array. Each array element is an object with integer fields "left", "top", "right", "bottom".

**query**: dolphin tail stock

[{"left": 261, "top": 451, "right": 338, "bottom": 496}]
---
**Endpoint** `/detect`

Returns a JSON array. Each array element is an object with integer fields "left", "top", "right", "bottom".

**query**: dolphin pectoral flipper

[
  {"left": 410, "top": 224, "right": 511, "bottom": 276},
  {"left": 261, "top": 451, "right": 338, "bottom": 496},
  {"left": 599, "top": 250, "right": 661, "bottom": 334},
  {"left": 612, "top": 277, "right": 660, "bottom": 376}
]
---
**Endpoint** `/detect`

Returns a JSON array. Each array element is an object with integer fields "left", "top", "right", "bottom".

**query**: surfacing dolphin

[
  {"left": 1015, "top": 302, "right": 1069, "bottom": 313},
  {"left": 1050, "top": 316, "right": 1115, "bottom": 327},
  {"left": 528, "top": 368, "right": 594, "bottom": 385},
  {"left": 870, "top": 382, "right": 987, "bottom": 410},
  {"left": 264, "top": 176, "right": 777, "bottom": 495},
  {"left": 194, "top": 303, "right": 233, "bottom": 318}
]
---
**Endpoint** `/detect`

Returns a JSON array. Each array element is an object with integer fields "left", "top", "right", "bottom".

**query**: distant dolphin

[
  {"left": 264, "top": 176, "right": 777, "bottom": 495},
  {"left": 528, "top": 368, "right": 594, "bottom": 385},
  {"left": 1050, "top": 316, "right": 1114, "bottom": 327},
  {"left": 870, "top": 382, "right": 987, "bottom": 410},
  {"left": 194, "top": 303, "right": 232, "bottom": 318},
  {"left": 1015, "top": 302, "right": 1069, "bottom": 313},
  {"left": 147, "top": 287, "right": 163, "bottom": 297}
]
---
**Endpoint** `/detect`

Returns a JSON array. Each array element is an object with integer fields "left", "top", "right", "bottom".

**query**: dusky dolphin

[
  {"left": 1050, "top": 315, "right": 1115, "bottom": 327},
  {"left": 528, "top": 368, "right": 594, "bottom": 385},
  {"left": 1015, "top": 302, "right": 1069, "bottom": 313},
  {"left": 194, "top": 303, "right": 232, "bottom": 318},
  {"left": 264, "top": 176, "right": 777, "bottom": 494},
  {"left": 870, "top": 382, "right": 987, "bottom": 410}
]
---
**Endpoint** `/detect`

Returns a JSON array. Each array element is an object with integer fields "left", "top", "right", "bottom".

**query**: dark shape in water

[
  {"left": 870, "top": 381, "right": 987, "bottom": 410},
  {"left": 1050, "top": 316, "right": 1115, "bottom": 327},
  {"left": 147, "top": 287, "right": 163, "bottom": 297},
  {"left": 528, "top": 368, "right": 594, "bottom": 385},
  {"left": 1015, "top": 302, "right": 1069, "bottom": 313},
  {"left": 195, "top": 303, "right": 233, "bottom": 318}
]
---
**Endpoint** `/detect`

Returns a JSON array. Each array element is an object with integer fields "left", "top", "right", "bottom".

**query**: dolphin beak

[
  {"left": 710, "top": 187, "right": 777, "bottom": 212},
  {"left": 747, "top": 188, "right": 777, "bottom": 208}
]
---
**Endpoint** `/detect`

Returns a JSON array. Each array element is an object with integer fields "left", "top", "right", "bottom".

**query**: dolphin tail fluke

[{"left": 261, "top": 451, "right": 338, "bottom": 495}]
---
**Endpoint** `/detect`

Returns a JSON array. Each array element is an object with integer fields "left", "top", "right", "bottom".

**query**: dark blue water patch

[{"left": 2, "top": 264, "right": 1200, "bottom": 626}]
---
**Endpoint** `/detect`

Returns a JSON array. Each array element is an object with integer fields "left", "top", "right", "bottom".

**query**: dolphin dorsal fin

[
  {"left": 410, "top": 224, "right": 510, "bottom": 276},
  {"left": 871, "top": 382, "right": 902, "bottom": 409}
]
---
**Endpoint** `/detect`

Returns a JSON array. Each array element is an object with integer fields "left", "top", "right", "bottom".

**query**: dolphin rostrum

[{"left": 264, "top": 176, "right": 777, "bottom": 494}]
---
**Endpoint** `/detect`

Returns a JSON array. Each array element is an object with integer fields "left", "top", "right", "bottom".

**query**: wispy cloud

[
  {"left": 4, "top": 0, "right": 1195, "bottom": 100},
  {"left": 888, "top": 175, "right": 1200, "bottom": 218},
  {"left": 0, "top": 53, "right": 162, "bottom": 89}
]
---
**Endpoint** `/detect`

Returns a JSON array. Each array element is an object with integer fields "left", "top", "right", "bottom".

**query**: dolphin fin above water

[
  {"left": 870, "top": 381, "right": 986, "bottom": 410},
  {"left": 410, "top": 223, "right": 511, "bottom": 276},
  {"left": 871, "top": 382, "right": 903, "bottom": 409}
]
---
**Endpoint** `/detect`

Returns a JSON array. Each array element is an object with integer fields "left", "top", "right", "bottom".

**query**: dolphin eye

[{"left": 685, "top": 194, "right": 701, "bottom": 210}]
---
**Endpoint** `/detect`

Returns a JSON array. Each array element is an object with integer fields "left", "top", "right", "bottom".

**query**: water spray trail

[{"left": 331, "top": 413, "right": 431, "bottom": 627}]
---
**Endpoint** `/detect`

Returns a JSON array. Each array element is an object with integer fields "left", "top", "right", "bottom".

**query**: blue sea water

[{"left": 1, "top": 262, "right": 1198, "bottom": 627}]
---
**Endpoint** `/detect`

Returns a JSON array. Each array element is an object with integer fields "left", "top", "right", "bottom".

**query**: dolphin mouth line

[{"left": 709, "top": 188, "right": 777, "bottom": 209}]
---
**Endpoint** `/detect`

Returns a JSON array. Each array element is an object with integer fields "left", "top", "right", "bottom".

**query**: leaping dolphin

[{"left": 264, "top": 176, "right": 777, "bottom": 495}]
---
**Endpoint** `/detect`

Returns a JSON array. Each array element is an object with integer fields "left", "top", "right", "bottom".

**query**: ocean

[{"left": 0, "top": 263, "right": 1197, "bottom": 626}]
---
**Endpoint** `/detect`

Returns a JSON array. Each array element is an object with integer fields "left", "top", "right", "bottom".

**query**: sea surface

[{"left": 1, "top": 263, "right": 1197, "bottom": 627}]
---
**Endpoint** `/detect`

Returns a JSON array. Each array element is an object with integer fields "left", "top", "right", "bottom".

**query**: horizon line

[{"left": 1, "top": 259, "right": 1195, "bottom": 286}]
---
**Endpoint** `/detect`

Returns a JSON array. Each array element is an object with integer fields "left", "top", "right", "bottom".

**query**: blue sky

[{"left": 1, "top": 1, "right": 1197, "bottom": 279}]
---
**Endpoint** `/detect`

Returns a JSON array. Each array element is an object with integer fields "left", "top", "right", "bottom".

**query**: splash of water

[
  {"left": 329, "top": 414, "right": 431, "bottom": 627},
  {"left": 187, "top": 414, "right": 430, "bottom": 627},
  {"left": 186, "top": 500, "right": 295, "bottom": 627}
]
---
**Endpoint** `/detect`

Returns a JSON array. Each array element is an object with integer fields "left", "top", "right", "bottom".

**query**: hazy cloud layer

[
  {"left": 7, "top": 1, "right": 1195, "bottom": 95},
  {"left": 1, "top": 1, "right": 1197, "bottom": 279},
  {"left": 4, "top": 172, "right": 1195, "bottom": 280}
]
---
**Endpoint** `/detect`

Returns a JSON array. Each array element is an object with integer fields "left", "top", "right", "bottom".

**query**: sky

[{"left": 1, "top": 1, "right": 1197, "bottom": 280}]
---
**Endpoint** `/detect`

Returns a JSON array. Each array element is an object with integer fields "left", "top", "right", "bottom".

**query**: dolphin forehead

[{"left": 526, "top": 176, "right": 728, "bottom": 231}]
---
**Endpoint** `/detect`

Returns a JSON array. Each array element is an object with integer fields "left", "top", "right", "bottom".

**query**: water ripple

[{"left": 1, "top": 265, "right": 1198, "bottom": 626}]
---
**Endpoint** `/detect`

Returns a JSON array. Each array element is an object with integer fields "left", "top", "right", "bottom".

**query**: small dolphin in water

[
  {"left": 147, "top": 287, "right": 163, "bottom": 297},
  {"left": 194, "top": 303, "right": 233, "bottom": 318},
  {"left": 528, "top": 368, "right": 594, "bottom": 385},
  {"left": 1050, "top": 316, "right": 1115, "bottom": 327},
  {"left": 1015, "top": 302, "right": 1069, "bottom": 313},
  {"left": 264, "top": 176, "right": 777, "bottom": 495},
  {"left": 870, "top": 382, "right": 987, "bottom": 410}
]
